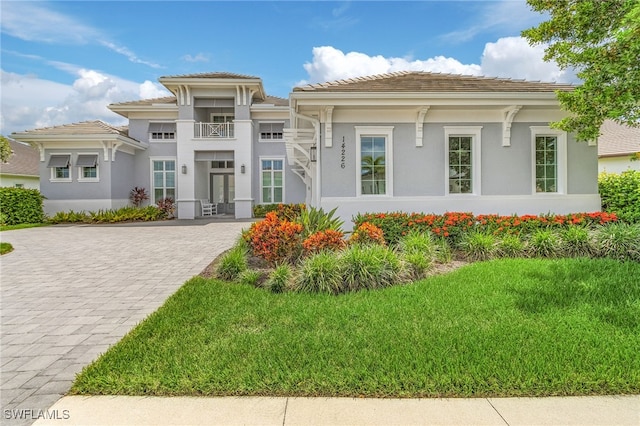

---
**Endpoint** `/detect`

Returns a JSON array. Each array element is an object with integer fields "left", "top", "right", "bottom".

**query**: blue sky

[{"left": 0, "top": 1, "right": 574, "bottom": 135}]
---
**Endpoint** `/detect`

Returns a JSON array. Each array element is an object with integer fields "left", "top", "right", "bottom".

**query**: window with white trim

[
  {"left": 445, "top": 126, "right": 482, "bottom": 195},
  {"left": 261, "top": 158, "right": 284, "bottom": 203},
  {"left": 152, "top": 159, "right": 176, "bottom": 202},
  {"left": 356, "top": 126, "right": 394, "bottom": 196},
  {"left": 47, "top": 154, "right": 71, "bottom": 182},
  {"left": 531, "top": 127, "right": 567, "bottom": 194},
  {"left": 259, "top": 122, "right": 284, "bottom": 141},
  {"left": 149, "top": 123, "right": 176, "bottom": 141},
  {"left": 77, "top": 154, "right": 99, "bottom": 182}
]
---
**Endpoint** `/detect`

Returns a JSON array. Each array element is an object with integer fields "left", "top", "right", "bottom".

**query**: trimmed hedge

[
  {"left": 252, "top": 203, "right": 305, "bottom": 220},
  {"left": 0, "top": 187, "right": 44, "bottom": 225},
  {"left": 599, "top": 170, "right": 640, "bottom": 223}
]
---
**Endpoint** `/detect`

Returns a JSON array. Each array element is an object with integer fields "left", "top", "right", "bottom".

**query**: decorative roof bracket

[
  {"left": 416, "top": 107, "right": 430, "bottom": 147},
  {"left": 502, "top": 105, "right": 522, "bottom": 146},
  {"left": 324, "top": 107, "right": 334, "bottom": 147}
]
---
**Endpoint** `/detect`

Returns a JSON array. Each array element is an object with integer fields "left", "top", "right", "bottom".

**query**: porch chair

[{"left": 200, "top": 199, "right": 216, "bottom": 217}]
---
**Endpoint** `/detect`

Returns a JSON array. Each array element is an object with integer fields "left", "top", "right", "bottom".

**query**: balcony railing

[{"left": 194, "top": 122, "right": 234, "bottom": 139}]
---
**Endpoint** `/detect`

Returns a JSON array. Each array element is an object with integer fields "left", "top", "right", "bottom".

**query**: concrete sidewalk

[{"left": 28, "top": 395, "right": 639, "bottom": 425}]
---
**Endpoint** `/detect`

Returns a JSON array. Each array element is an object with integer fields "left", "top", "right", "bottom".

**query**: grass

[
  {"left": 71, "top": 258, "right": 640, "bottom": 398},
  {"left": 0, "top": 223, "right": 48, "bottom": 232},
  {"left": 0, "top": 242, "right": 13, "bottom": 255}
]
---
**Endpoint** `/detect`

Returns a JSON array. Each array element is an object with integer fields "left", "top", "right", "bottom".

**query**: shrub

[
  {"left": 302, "top": 229, "right": 346, "bottom": 255},
  {"left": 267, "top": 264, "right": 293, "bottom": 293},
  {"left": 497, "top": 235, "right": 526, "bottom": 258},
  {"left": 435, "top": 239, "right": 453, "bottom": 264},
  {"left": 599, "top": 170, "right": 640, "bottom": 223},
  {"left": 0, "top": 242, "right": 13, "bottom": 255},
  {"left": 295, "top": 252, "right": 343, "bottom": 294},
  {"left": 246, "top": 212, "right": 304, "bottom": 265},
  {"left": 216, "top": 244, "right": 248, "bottom": 281},
  {"left": 129, "top": 187, "right": 149, "bottom": 207},
  {"left": 253, "top": 203, "right": 305, "bottom": 220},
  {"left": 341, "top": 244, "right": 403, "bottom": 292},
  {"left": 349, "top": 222, "right": 386, "bottom": 246},
  {"left": 528, "top": 230, "right": 562, "bottom": 258},
  {"left": 156, "top": 198, "right": 175, "bottom": 219},
  {"left": 297, "top": 206, "right": 344, "bottom": 237},
  {"left": 397, "top": 232, "right": 437, "bottom": 279},
  {"left": 596, "top": 223, "right": 640, "bottom": 262},
  {"left": 0, "top": 188, "right": 44, "bottom": 225},
  {"left": 458, "top": 232, "right": 496, "bottom": 261},
  {"left": 239, "top": 270, "right": 262, "bottom": 287},
  {"left": 561, "top": 226, "right": 595, "bottom": 258}
]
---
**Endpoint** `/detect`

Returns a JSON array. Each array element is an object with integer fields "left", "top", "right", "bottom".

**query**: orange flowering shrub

[
  {"left": 303, "top": 229, "right": 346, "bottom": 255},
  {"left": 349, "top": 222, "right": 386, "bottom": 246},
  {"left": 246, "top": 212, "right": 303, "bottom": 265}
]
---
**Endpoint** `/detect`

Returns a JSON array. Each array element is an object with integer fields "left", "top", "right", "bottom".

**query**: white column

[
  {"left": 176, "top": 119, "right": 196, "bottom": 219},
  {"left": 233, "top": 119, "right": 253, "bottom": 219}
]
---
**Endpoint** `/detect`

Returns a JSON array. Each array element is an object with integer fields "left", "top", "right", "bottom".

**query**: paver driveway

[{"left": 0, "top": 220, "right": 248, "bottom": 425}]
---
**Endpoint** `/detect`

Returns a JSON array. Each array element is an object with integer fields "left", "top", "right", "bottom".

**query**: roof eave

[{"left": 10, "top": 133, "right": 148, "bottom": 150}]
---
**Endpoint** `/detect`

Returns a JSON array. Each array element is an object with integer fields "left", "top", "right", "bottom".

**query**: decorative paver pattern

[{"left": 1, "top": 221, "right": 248, "bottom": 425}]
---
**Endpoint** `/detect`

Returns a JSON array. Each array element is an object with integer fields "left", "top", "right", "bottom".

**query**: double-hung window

[
  {"left": 47, "top": 154, "right": 71, "bottom": 182},
  {"left": 152, "top": 159, "right": 176, "bottom": 202},
  {"left": 445, "top": 127, "right": 482, "bottom": 195},
  {"left": 531, "top": 127, "right": 566, "bottom": 194},
  {"left": 356, "top": 126, "right": 394, "bottom": 196},
  {"left": 77, "top": 154, "right": 99, "bottom": 182},
  {"left": 261, "top": 158, "right": 284, "bottom": 203}
]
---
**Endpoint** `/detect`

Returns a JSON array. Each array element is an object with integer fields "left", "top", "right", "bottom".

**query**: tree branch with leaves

[{"left": 522, "top": 0, "right": 640, "bottom": 141}]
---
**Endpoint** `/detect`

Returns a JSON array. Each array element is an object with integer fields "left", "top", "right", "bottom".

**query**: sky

[{"left": 0, "top": 0, "right": 577, "bottom": 135}]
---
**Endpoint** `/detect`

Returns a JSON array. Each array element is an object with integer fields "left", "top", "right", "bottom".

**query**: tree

[
  {"left": 522, "top": 0, "right": 640, "bottom": 142},
  {"left": 0, "top": 136, "right": 12, "bottom": 163}
]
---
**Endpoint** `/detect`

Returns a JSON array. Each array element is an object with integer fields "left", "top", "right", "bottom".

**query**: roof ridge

[{"left": 160, "top": 71, "right": 261, "bottom": 80}]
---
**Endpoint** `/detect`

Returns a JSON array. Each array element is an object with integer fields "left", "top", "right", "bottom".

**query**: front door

[{"left": 210, "top": 173, "right": 235, "bottom": 215}]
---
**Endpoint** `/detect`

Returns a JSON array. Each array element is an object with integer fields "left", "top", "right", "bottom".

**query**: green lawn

[
  {"left": 0, "top": 241, "right": 13, "bottom": 255},
  {"left": 71, "top": 258, "right": 640, "bottom": 398}
]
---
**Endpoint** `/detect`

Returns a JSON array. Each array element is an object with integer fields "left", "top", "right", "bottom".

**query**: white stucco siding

[{"left": 599, "top": 156, "right": 640, "bottom": 174}]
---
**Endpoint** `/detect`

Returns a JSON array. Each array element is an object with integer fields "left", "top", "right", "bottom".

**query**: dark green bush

[
  {"left": 252, "top": 203, "right": 305, "bottom": 220},
  {"left": 0, "top": 187, "right": 44, "bottom": 225},
  {"left": 599, "top": 170, "right": 640, "bottom": 223}
]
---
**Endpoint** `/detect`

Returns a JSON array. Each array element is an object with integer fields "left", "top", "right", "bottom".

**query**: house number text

[{"left": 340, "top": 137, "right": 346, "bottom": 169}]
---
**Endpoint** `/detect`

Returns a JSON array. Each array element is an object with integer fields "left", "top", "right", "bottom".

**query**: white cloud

[
  {"left": 301, "top": 46, "right": 481, "bottom": 85},
  {"left": 182, "top": 53, "right": 210, "bottom": 63},
  {"left": 0, "top": 69, "right": 170, "bottom": 135},
  {"left": 300, "top": 38, "right": 577, "bottom": 87}
]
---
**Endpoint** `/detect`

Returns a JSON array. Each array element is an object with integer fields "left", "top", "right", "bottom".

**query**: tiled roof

[
  {"left": 13, "top": 120, "right": 130, "bottom": 137},
  {"left": 1, "top": 139, "right": 39, "bottom": 177},
  {"left": 160, "top": 72, "right": 261, "bottom": 80},
  {"left": 254, "top": 95, "right": 289, "bottom": 106},
  {"left": 598, "top": 120, "right": 640, "bottom": 157},
  {"left": 294, "top": 71, "right": 576, "bottom": 93},
  {"left": 110, "top": 96, "right": 177, "bottom": 107}
]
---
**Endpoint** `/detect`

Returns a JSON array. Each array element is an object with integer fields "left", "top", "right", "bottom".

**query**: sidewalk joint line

[
  {"left": 486, "top": 398, "right": 510, "bottom": 426},
  {"left": 282, "top": 397, "right": 289, "bottom": 426}
]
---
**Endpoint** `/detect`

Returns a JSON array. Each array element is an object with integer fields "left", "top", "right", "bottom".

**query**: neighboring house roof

[
  {"left": 294, "top": 71, "right": 575, "bottom": 93},
  {"left": 13, "top": 120, "right": 130, "bottom": 137},
  {"left": 254, "top": 95, "right": 289, "bottom": 106},
  {"left": 160, "top": 72, "right": 261, "bottom": 80},
  {"left": 598, "top": 120, "right": 640, "bottom": 158},
  {"left": 1, "top": 139, "right": 39, "bottom": 177}
]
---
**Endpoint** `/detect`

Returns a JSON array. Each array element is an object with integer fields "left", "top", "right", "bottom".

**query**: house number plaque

[{"left": 340, "top": 137, "right": 346, "bottom": 169}]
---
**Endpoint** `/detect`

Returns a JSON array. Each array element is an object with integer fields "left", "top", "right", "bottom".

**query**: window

[
  {"left": 47, "top": 154, "right": 71, "bottom": 181},
  {"left": 152, "top": 159, "right": 176, "bottom": 202},
  {"left": 149, "top": 123, "right": 176, "bottom": 141},
  {"left": 211, "top": 160, "right": 234, "bottom": 169},
  {"left": 259, "top": 122, "right": 284, "bottom": 141},
  {"left": 261, "top": 158, "right": 284, "bottom": 203},
  {"left": 14, "top": 184, "right": 24, "bottom": 188},
  {"left": 444, "top": 127, "right": 482, "bottom": 195},
  {"left": 531, "top": 127, "right": 566, "bottom": 194},
  {"left": 356, "top": 126, "right": 394, "bottom": 196},
  {"left": 77, "top": 154, "right": 99, "bottom": 181}
]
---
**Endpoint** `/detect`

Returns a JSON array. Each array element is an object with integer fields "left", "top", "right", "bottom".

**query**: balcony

[{"left": 194, "top": 122, "right": 234, "bottom": 139}]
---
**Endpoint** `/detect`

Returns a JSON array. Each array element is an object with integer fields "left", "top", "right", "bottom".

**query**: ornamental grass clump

[
  {"left": 397, "top": 232, "right": 437, "bottom": 279},
  {"left": 216, "top": 244, "right": 248, "bottom": 281},
  {"left": 596, "top": 223, "right": 640, "bottom": 262},
  {"left": 561, "top": 226, "right": 595, "bottom": 258},
  {"left": 267, "top": 264, "right": 294, "bottom": 293},
  {"left": 341, "top": 244, "right": 403, "bottom": 292},
  {"left": 295, "top": 251, "right": 343, "bottom": 294},
  {"left": 458, "top": 232, "right": 497, "bottom": 261},
  {"left": 527, "top": 230, "right": 562, "bottom": 258},
  {"left": 496, "top": 235, "right": 526, "bottom": 258}
]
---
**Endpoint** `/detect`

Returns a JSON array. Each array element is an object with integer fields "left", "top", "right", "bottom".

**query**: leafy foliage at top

[
  {"left": 599, "top": 170, "right": 640, "bottom": 223},
  {"left": 522, "top": 0, "right": 640, "bottom": 141},
  {"left": 0, "top": 136, "right": 11, "bottom": 163}
]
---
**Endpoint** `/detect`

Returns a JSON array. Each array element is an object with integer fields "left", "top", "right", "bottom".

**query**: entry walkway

[{"left": 0, "top": 221, "right": 249, "bottom": 425}]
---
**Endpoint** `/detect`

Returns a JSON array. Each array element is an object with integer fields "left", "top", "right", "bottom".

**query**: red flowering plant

[
  {"left": 246, "top": 212, "right": 304, "bottom": 265},
  {"left": 302, "top": 229, "right": 347, "bottom": 255},
  {"left": 349, "top": 222, "right": 386, "bottom": 246}
]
